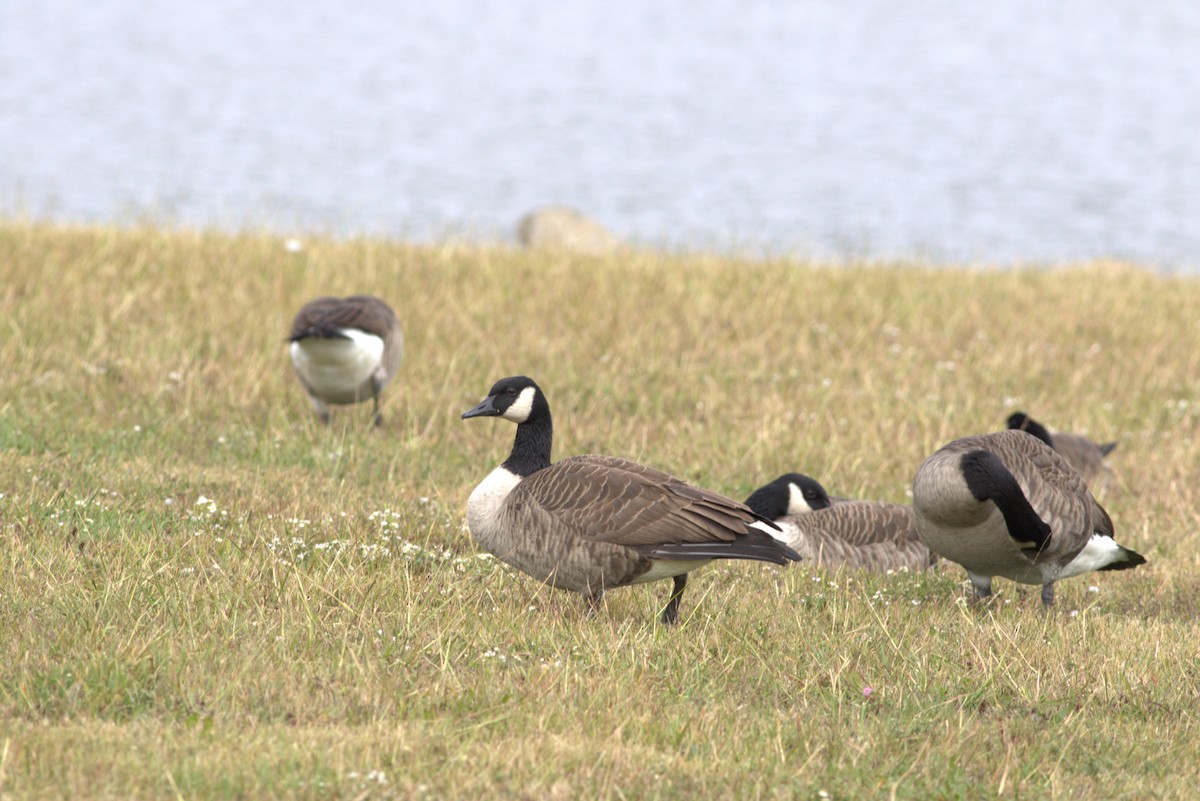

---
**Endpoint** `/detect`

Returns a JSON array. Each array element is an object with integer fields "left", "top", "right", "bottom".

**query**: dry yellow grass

[{"left": 1, "top": 221, "right": 1198, "bottom": 799}]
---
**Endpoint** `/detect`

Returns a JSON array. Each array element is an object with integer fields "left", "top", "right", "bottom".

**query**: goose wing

[
  {"left": 509, "top": 454, "right": 780, "bottom": 552},
  {"left": 794, "top": 501, "right": 919, "bottom": 546}
]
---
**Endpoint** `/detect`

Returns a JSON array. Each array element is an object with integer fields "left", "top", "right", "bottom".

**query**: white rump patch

[
  {"left": 501, "top": 385, "right": 538, "bottom": 423},
  {"left": 290, "top": 328, "right": 385, "bottom": 402},
  {"left": 1058, "top": 534, "right": 1127, "bottom": 579},
  {"left": 787, "top": 482, "right": 815, "bottom": 514}
]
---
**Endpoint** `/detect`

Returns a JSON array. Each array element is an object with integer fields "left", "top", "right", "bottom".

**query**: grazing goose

[
  {"left": 462, "top": 376, "right": 801, "bottom": 624},
  {"left": 912, "top": 429, "right": 1145, "bottom": 607},
  {"left": 1006, "top": 412, "right": 1117, "bottom": 491},
  {"left": 746, "top": 474, "right": 936, "bottom": 572},
  {"left": 288, "top": 295, "right": 403, "bottom": 426}
]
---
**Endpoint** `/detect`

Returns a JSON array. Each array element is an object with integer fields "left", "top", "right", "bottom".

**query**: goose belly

[
  {"left": 914, "top": 510, "right": 1054, "bottom": 585},
  {"left": 290, "top": 331, "right": 384, "bottom": 403}
]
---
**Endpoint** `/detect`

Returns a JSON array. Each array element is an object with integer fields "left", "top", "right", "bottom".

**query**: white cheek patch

[
  {"left": 502, "top": 385, "right": 537, "bottom": 423},
  {"left": 787, "top": 483, "right": 814, "bottom": 514}
]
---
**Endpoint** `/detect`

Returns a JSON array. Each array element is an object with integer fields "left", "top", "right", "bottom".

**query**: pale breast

[
  {"left": 466, "top": 466, "right": 523, "bottom": 553},
  {"left": 290, "top": 331, "right": 384, "bottom": 402}
]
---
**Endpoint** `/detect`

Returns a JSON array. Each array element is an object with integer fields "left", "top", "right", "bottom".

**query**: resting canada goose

[
  {"left": 288, "top": 295, "right": 403, "bottom": 426},
  {"left": 1006, "top": 412, "right": 1117, "bottom": 491},
  {"left": 745, "top": 474, "right": 936, "bottom": 572},
  {"left": 462, "top": 375, "right": 801, "bottom": 624},
  {"left": 744, "top": 472, "right": 835, "bottom": 515},
  {"left": 912, "top": 429, "right": 1145, "bottom": 607}
]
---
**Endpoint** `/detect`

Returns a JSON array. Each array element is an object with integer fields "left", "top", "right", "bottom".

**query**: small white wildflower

[
  {"left": 285, "top": 238, "right": 303, "bottom": 252},
  {"left": 1087, "top": 586, "right": 1099, "bottom": 593},
  {"left": 133, "top": 425, "right": 143, "bottom": 433},
  {"left": 1070, "top": 610, "right": 1080, "bottom": 617}
]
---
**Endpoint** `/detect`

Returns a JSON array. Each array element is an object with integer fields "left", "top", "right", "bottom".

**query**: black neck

[
  {"left": 502, "top": 409, "right": 553, "bottom": 477},
  {"left": 960, "top": 450, "right": 1051, "bottom": 550}
]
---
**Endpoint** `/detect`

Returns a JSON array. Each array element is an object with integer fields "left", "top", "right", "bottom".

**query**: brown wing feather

[
  {"left": 512, "top": 454, "right": 762, "bottom": 547},
  {"left": 290, "top": 295, "right": 398, "bottom": 340},
  {"left": 792, "top": 501, "right": 920, "bottom": 547}
]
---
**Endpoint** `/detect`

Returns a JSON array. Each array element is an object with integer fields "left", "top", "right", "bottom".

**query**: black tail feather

[{"left": 1097, "top": 547, "right": 1146, "bottom": 571}]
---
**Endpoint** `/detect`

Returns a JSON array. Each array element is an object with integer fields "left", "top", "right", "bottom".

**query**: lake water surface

[{"left": 2, "top": 0, "right": 1199, "bottom": 268}]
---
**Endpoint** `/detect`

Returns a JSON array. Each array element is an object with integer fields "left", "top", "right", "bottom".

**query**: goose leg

[
  {"left": 583, "top": 590, "right": 604, "bottom": 618},
  {"left": 371, "top": 378, "right": 385, "bottom": 427},
  {"left": 372, "top": 394, "right": 384, "bottom": 427},
  {"left": 311, "top": 396, "right": 331, "bottom": 425},
  {"left": 1041, "top": 581, "right": 1055, "bottom": 608},
  {"left": 968, "top": 572, "right": 993, "bottom": 603},
  {"left": 661, "top": 574, "right": 688, "bottom": 626}
]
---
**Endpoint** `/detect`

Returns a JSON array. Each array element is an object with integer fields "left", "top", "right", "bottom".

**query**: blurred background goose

[
  {"left": 912, "top": 429, "right": 1144, "bottom": 607},
  {"left": 462, "top": 375, "right": 801, "bottom": 624},
  {"left": 745, "top": 473, "right": 935, "bottom": 572},
  {"left": 288, "top": 295, "right": 402, "bottom": 426}
]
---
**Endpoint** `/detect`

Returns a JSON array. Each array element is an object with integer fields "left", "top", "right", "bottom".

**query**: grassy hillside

[{"left": 1, "top": 222, "right": 1197, "bottom": 799}]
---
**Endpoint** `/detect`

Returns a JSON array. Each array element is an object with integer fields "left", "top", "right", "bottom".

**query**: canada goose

[
  {"left": 462, "top": 376, "right": 801, "bottom": 624},
  {"left": 745, "top": 474, "right": 936, "bottom": 572},
  {"left": 912, "top": 429, "right": 1145, "bottom": 607},
  {"left": 288, "top": 295, "right": 402, "bottom": 426},
  {"left": 1006, "top": 412, "right": 1117, "bottom": 491}
]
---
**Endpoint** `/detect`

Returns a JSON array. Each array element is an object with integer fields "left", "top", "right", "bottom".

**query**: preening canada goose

[
  {"left": 1006, "top": 412, "right": 1117, "bottom": 491},
  {"left": 462, "top": 376, "right": 801, "bottom": 624},
  {"left": 288, "top": 295, "right": 403, "bottom": 426},
  {"left": 912, "top": 429, "right": 1145, "bottom": 607},
  {"left": 745, "top": 474, "right": 936, "bottom": 573}
]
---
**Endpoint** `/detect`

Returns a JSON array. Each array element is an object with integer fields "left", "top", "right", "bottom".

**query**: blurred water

[{"left": 2, "top": 0, "right": 1199, "bottom": 268}]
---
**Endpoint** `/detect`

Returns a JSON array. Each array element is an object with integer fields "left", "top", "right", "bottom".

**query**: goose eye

[{"left": 506, "top": 387, "right": 517, "bottom": 396}]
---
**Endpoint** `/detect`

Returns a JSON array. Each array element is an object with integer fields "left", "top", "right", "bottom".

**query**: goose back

[{"left": 772, "top": 501, "right": 934, "bottom": 572}]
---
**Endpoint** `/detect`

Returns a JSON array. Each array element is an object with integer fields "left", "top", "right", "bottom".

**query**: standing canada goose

[
  {"left": 746, "top": 474, "right": 936, "bottom": 572},
  {"left": 288, "top": 295, "right": 402, "bottom": 426},
  {"left": 462, "top": 376, "right": 801, "bottom": 624},
  {"left": 912, "top": 429, "right": 1145, "bottom": 607},
  {"left": 1006, "top": 412, "right": 1117, "bottom": 491}
]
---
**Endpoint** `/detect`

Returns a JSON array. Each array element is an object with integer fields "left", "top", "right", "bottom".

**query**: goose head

[
  {"left": 745, "top": 473, "right": 833, "bottom": 518},
  {"left": 462, "top": 375, "right": 547, "bottom": 424}
]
